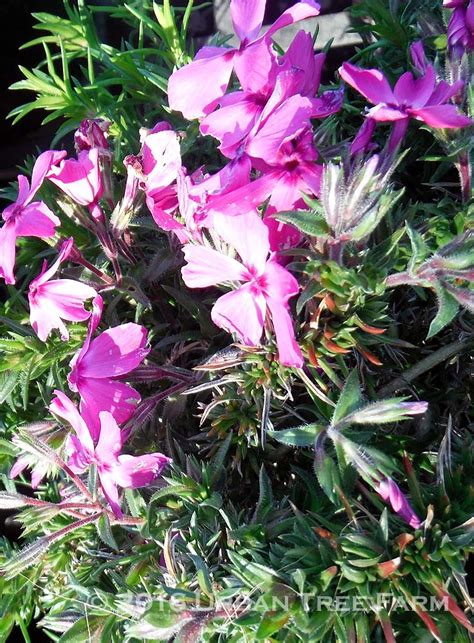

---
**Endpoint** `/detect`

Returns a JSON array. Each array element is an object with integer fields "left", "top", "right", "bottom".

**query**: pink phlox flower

[
  {"left": 203, "top": 100, "right": 323, "bottom": 252},
  {"left": 0, "top": 150, "right": 64, "bottom": 285},
  {"left": 181, "top": 211, "right": 303, "bottom": 367},
  {"left": 28, "top": 237, "right": 97, "bottom": 342},
  {"left": 377, "top": 477, "right": 422, "bottom": 529},
  {"left": 200, "top": 32, "right": 340, "bottom": 159},
  {"left": 339, "top": 62, "right": 472, "bottom": 128},
  {"left": 49, "top": 390, "right": 171, "bottom": 517},
  {"left": 167, "top": 0, "right": 321, "bottom": 120},
  {"left": 68, "top": 296, "right": 150, "bottom": 440},
  {"left": 47, "top": 148, "right": 105, "bottom": 221}
]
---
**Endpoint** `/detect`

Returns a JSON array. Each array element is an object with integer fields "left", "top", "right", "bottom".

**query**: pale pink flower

[
  {"left": 50, "top": 390, "right": 171, "bottom": 517},
  {"left": 181, "top": 212, "right": 303, "bottom": 367},
  {"left": 28, "top": 238, "right": 97, "bottom": 342},
  {"left": 168, "top": 0, "right": 320, "bottom": 120},
  {"left": 124, "top": 121, "right": 182, "bottom": 236},
  {"left": 68, "top": 297, "right": 150, "bottom": 439},
  {"left": 0, "top": 151, "right": 64, "bottom": 285}
]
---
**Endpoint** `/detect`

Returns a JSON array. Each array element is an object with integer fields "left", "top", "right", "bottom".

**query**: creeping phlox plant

[{"left": 0, "top": 0, "right": 473, "bottom": 641}]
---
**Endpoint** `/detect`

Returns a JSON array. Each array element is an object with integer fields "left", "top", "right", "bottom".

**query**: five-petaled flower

[
  {"left": 50, "top": 390, "right": 171, "bottom": 517},
  {"left": 181, "top": 211, "right": 303, "bottom": 367}
]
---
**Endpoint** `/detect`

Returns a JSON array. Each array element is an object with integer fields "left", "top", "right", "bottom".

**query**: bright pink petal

[
  {"left": 200, "top": 93, "right": 263, "bottom": 158},
  {"left": 142, "top": 129, "right": 181, "bottom": 189},
  {"left": 393, "top": 67, "right": 435, "bottom": 108},
  {"left": 49, "top": 390, "right": 94, "bottom": 452},
  {"left": 368, "top": 105, "right": 407, "bottom": 122},
  {"left": 246, "top": 95, "right": 314, "bottom": 163},
  {"left": 281, "top": 32, "right": 324, "bottom": 96},
  {"left": 47, "top": 149, "right": 102, "bottom": 206},
  {"left": 205, "top": 170, "right": 281, "bottom": 218},
  {"left": 80, "top": 323, "right": 149, "bottom": 378},
  {"left": 16, "top": 175, "right": 31, "bottom": 207},
  {"left": 167, "top": 48, "right": 236, "bottom": 120},
  {"left": 263, "top": 258, "right": 300, "bottom": 302},
  {"left": 181, "top": 244, "right": 247, "bottom": 288},
  {"left": 231, "top": 0, "right": 265, "bottom": 42},
  {"left": 213, "top": 211, "right": 270, "bottom": 274},
  {"left": 233, "top": 39, "right": 278, "bottom": 96},
  {"left": 115, "top": 453, "right": 172, "bottom": 488},
  {"left": 339, "top": 62, "right": 395, "bottom": 105},
  {"left": 265, "top": 298, "right": 303, "bottom": 368},
  {"left": 68, "top": 295, "right": 104, "bottom": 392},
  {"left": 428, "top": 79, "right": 464, "bottom": 105},
  {"left": 409, "top": 105, "right": 473, "bottom": 128},
  {"left": 0, "top": 221, "right": 18, "bottom": 285},
  {"left": 98, "top": 467, "right": 122, "bottom": 517},
  {"left": 32, "top": 238, "right": 74, "bottom": 287},
  {"left": 96, "top": 411, "right": 123, "bottom": 461},
  {"left": 211, "top": 285, "right": 266, "bottom": 345},
  {"left": 264, "top": 0, "right": 321, "bottom": 40},
  {"left": 66, "top": 434, "right": 92, "bottom": 473},
  {"left": 78, "top": 377, "right": 141, "bottom": 439},
  {"left": 29, "top": 150, "right": 67, "bottom": 202},
  {"left": 15, "top": 202, "right": 60, "bottom": 237}
]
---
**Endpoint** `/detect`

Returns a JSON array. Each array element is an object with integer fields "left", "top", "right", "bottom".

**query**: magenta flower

[
  {"left": 49, "top": 390, "right": 171, "bottom": 517},
  {"left": 339, "top": 62, "right": 472, "bottom": 128},
  {"left": 200, "top": 33, "right": 335, "bottom": 159},
  {"left": 377, "top": 478, "right": 422, "bottom": 529},
  {"left": 47, "top": 149, "right": 104, "bottom": 221},
  {"left": 28, "top": 238, "right": 97, "bottom": 342},
  {"left": 168, "top": 0, "right": 320, "bottom": 120},
  {"left": 0, "top": 151, "right": 64, "bottom": 285},
  {"left": 181, "top": 212, "right": 303, "bottom": 367},
  {"left": 68, "top": 297, "right": 150, "bottom": 440},
  {"left": 444, "top": 0, "right": 474, "bottom": 54}
]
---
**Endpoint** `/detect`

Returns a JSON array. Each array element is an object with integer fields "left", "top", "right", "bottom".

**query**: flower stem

[{"left": 457, "top": 150, "right": 471, "bottom": 203}]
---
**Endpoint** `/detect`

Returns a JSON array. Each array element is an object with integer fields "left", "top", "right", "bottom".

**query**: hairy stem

[{"left": 378, "top": 337, "right": 474, "bottom": 397}]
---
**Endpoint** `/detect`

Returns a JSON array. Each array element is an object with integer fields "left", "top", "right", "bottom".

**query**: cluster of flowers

[{"left": 0, "top": 0, "right": 471, "bottom": 521}]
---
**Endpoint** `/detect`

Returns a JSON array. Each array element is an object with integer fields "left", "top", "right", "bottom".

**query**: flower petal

[
  {"left": 265, "top": 297, "right": 303, "bottom": 368},
  {"left": 167, "top": 47, "right": 236, "bottom": 120},
  {"left": 98, "top": 467, "right": 122, "bottom": 517},
  {"left": 14, "top": 202, "right": 60, "bottom": 237},
  {"left": 96, "top": 411, "right": 123, "bottom": 461},
  {"left": 409, "top": 104, "right": 473, "bottom": 128},
  {"left": 181, "top": 244, "right": 247, "bottom": 288},
  {"left": 213, "top": 211, "right": 270, "bottom": 274},
  {"left": 200, "top": 92, "right": 263, "bottom": 158},
  {"left": 0, "top": 221, "right": 18, "bottom": 285},
  {"left": 80, "top": 323, "right": 150, "bottom": 378},
  {"left": 49, "top": 390, "right": 94, "bottom": 452},
  {"left": 339, "top": 62, "right": 395, "bottom": 105},
  {"left": 211, "top": 285, "right": 266, "bottom": 345},
  {"left": 115, "top": 453, "right": 172, "bottom": 488},
  {"left": 78, "top": 377, "right": 141, "bottom": 439},
  {"left": 231, "top": 0, "right": 265, "bottom": 42}
]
